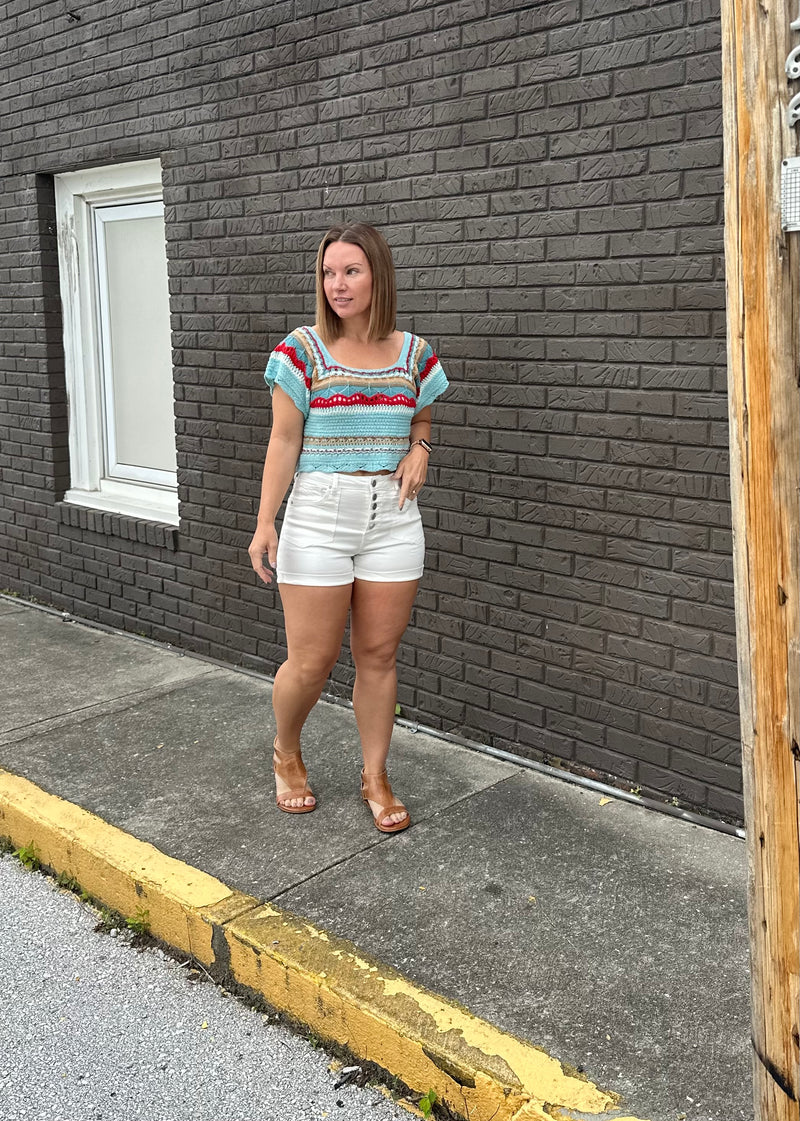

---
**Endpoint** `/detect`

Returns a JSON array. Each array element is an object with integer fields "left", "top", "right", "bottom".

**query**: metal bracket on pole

[
  {"left": 788, "top": 91, "right": 800, "bottom": 127},
  {"left": 786, "top": 44, "right": 800, "bottom": 79}
]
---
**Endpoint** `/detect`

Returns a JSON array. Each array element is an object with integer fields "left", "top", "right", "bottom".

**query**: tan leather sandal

[
  {"left": 273, "top": 736, "right": 316, "bottom": 814},
  {"left": 361, "top": 768, "right": 410, "bottom": 834}
]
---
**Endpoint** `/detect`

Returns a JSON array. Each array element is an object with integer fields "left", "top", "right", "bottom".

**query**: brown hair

[{"left": 315, "top": 222, "right": 397, "bottom": 343}]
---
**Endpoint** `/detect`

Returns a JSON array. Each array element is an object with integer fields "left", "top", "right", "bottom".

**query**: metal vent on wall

[{"left": 781, "top": 157, "right": 800, "bottom": 230}]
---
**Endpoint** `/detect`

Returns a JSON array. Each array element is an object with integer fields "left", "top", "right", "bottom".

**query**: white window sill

[{"left": 64, "top": 483, "right": 179, "bottom": 526}]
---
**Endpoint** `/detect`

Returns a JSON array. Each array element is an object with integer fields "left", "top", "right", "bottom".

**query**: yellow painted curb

[
  {"left": 0, "top": 769, "right": 253, "bottom": 965},
  {"left": 0, "top": 768, "right": 651, "bottom": 1121}
]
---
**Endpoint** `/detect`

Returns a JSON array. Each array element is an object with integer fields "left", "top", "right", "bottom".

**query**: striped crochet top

[{"left": 264, "top": 326, "right": 449, "bottom": 473}]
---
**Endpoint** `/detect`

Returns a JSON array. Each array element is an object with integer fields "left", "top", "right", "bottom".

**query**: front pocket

[
  {"left": 386, "top": 498, "right": 425, "bottom": 546},
  {"left": 289, "top": 474, "right": 336, "bottom": 505},
  {"left": 283, "top": 477, "right": 340, "bottom": 544}
]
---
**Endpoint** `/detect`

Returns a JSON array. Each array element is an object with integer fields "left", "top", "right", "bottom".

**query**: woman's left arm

[{"left": 394, "top": 406, "right": 431, "bottom": 508}]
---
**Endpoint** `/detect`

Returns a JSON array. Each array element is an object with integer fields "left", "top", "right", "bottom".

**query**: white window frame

[{"left": 55, "top": 159, "right": 179, "bottom": 525}]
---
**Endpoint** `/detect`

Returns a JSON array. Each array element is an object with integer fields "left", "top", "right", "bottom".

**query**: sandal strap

[
  {"left": 361, "top": 769, "right": 407, "bottom": 820},
  {"left": 273, "top": 738, "right": 312, "bottom": 799},
  {"left": 274, "top": 753, "right": 310, "bottom": 790},
  {"left": 371, "top": 801, "right": 407, "bottom": 818}
]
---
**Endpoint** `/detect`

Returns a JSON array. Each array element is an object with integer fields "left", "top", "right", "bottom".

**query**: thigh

[
  {"left": 349, "top": 578, "right": 419, "bottom": 659},
  {"left": 279, "top": 583, "right": 352, "bottom": 665}
]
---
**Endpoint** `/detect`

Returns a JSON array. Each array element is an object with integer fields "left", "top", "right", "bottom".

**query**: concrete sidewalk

[{"left": 0, "top": 596, "right": 752, "bottom": 1121}]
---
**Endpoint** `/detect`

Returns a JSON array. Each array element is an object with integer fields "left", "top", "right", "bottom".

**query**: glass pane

[{"left": 98, "top": 208, "right": 176, "bottom": 477}]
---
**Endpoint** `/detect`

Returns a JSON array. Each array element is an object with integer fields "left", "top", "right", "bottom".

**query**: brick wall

[{"left": 0, "top": 0, "right": 740, "bottom": 820}]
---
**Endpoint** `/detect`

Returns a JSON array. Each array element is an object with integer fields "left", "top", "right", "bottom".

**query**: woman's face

[{"left": 322, "top": 241, "right": 373, "bottom": 322}]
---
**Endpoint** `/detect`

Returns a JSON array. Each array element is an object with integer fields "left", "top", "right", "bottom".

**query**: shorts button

[{"left": 371, "top": 479, "right": 377, "bottom": 487}]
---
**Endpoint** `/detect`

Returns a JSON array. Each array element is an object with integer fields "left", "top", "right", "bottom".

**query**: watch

[{"left": 411, "top": 438, "right": 432, "bottom": 454}]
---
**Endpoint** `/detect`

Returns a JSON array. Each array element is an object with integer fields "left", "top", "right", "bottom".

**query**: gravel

[{"left": 0, "top": 853, "right": 411, "bottom": 1121}]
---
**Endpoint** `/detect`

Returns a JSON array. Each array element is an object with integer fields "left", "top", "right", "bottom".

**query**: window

[{"left": 55, "top": 159, "right": 178, "bottom": 525}]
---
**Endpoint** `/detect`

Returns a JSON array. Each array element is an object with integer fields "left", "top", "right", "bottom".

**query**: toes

[{"left": 277, "top": 793, "right": 315, "bottom": 809}]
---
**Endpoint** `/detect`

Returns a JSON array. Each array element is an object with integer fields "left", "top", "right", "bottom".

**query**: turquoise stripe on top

[{"left": 264, "top": 326, "right": 449, "bottom": 474}]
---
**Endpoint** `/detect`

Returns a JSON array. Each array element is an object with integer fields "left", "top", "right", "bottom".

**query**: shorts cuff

[
  {"left": 352, "top": 568, "right": 424, "bottom": 583},
  {"left": 277, "top": 574, "right": 354, "bottom": 586}
]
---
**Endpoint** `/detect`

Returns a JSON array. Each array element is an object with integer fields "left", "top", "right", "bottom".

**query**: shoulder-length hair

[{"left": 315, "top": 222, "right": 397, "bottom": 344}]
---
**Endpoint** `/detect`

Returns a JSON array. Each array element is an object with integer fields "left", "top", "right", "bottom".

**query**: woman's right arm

[{"left": 248, "top": 387, "right": 304, "bottom": 585}]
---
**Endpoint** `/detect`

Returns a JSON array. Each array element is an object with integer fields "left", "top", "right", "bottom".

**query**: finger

[
  {"left": 399, "top": 485, "right": 417, "bottom": 510},
  {"left": 257, "top": 557, "right": 274, "bottom": 584}
]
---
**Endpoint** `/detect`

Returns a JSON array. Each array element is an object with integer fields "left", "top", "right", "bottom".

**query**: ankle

[{"left": 274, "top": 736, "right": 302, "bottom": 756}]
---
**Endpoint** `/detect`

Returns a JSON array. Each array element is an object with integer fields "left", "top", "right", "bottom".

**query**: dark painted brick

[{"left": 1, "top": 0, "right": 738, "bottom": 821}]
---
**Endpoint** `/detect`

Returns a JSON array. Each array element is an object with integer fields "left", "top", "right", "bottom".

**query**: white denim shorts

[{"left": 276, "top": 472, "right": 425, "bottom": 586}]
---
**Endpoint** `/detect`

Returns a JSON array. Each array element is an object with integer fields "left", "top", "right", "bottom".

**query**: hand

[
  {"left": 248, "top": 522, "right": 278, "bottom": 585},
  {"left": 394, "top": 445, "right": 429, "bottom": 509}
]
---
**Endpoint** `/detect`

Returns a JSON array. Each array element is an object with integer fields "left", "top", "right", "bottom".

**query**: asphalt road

[{"left": 0, "top": 853, "right": 411, "bottom": 1121}]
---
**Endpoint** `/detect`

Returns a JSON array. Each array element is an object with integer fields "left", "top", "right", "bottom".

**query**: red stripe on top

[
  {"left": 276, "top": 342, "right": 312, "bottom": 388},
  {"left": 419, "top": 354, "right": 438, "bottom": 383},
  {"left": 310, "top": 392, "right": 417, "bottom": 409}
]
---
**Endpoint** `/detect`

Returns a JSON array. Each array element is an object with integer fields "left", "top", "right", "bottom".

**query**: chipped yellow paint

[
  {"left": 331, "top": 946, "right": 379, "bottom": 972},
  {"left": 0, "top": 768, "right": 245, "bottom": 965},
  {"left": 380, "top": 975, "right": 611, "bottom": 1112},
  {"left": 0, "top": 767, "right": 651, "bottom": 1121},
  {"left": 222, "top": 904, "right": 630, "bottom": 1121},
  {"left": 256, "top": 902, "right": 282, "bottom": 919}
]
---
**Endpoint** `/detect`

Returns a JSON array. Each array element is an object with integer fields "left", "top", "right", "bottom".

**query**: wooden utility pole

[{"left": 721, "top": 1, "right": 800, "bottom": 1117}]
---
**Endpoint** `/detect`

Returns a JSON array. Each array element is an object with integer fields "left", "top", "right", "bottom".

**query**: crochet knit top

[{"left": 264, "top": 326, "right": 449, "bottom": 473}]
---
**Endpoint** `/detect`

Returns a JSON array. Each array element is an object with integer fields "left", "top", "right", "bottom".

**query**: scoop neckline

[{"left": 304, "top": 326, "right": 411, "bottom": 373}]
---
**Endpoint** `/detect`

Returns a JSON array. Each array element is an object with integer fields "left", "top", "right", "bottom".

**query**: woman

[{"left": 248, "top": 223, "right": 448, "bottom": 833}]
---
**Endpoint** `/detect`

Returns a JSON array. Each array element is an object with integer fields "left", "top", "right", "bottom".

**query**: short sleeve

[
  {"left": 413, "top": 339, "right": 449, "bottom": 414},
  {"left": 264, "top": 334, "right": 311, "bottom": 418}
]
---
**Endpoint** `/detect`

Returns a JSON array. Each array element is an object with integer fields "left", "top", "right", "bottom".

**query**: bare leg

[
  {"left": 273, "top": 582, "right": 352, "bottom": 808},
  {"left": 350, "top": 579, "right": 419, "bottom": 827}
]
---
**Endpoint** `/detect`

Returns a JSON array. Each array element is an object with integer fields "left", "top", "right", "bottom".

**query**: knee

[
  {"left": 286, "top": 651, "right": 338, "bottom": 689},
  {"left": 352, "top": 640, "right": 397, "bottom": 675}
]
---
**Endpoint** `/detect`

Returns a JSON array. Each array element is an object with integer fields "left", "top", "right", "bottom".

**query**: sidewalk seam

[
  {"left": 0, "top": 765, "right": 650, "bottom": 1121},
  {"left": 0, "top": 668, "right": 224, "bottom": 747},
  {"left": 266, "top": 775, "right": 522, "bottom": 909}
]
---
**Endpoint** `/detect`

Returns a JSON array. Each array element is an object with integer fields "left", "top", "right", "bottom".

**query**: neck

[{"left": 336, "top": 313, "right": 373, "bottom": 344}]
